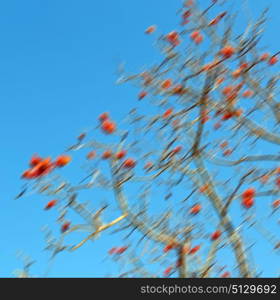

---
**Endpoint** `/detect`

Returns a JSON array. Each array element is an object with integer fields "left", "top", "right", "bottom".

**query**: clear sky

[{"left": 0, "top": 0, "right": 279, "bottom": 277}]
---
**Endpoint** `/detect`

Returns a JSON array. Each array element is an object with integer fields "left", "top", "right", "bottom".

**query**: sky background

[{"left": 0, "top": 0, "right": 279, "bottom": 277}]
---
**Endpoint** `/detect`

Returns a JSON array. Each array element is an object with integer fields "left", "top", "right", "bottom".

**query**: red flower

[
  {"left": 189, "top": 204, "right": 201, "bottom": 215},
  {"left": 61, "top": 222, "right": 71, "bottom": 233},
  {"left": 188, "top": 245, "right": 200, "bottom": 255},
  {"left": 123, "top": 158, "right": 136, "bottom": 169},
  {"left": 219, "top": 45, "right": 235, "bottom": 59},
  {"left": 45, "top": 199, "right": 57, "bottom": 210},
  {"left": 163, "top": 243, "right": 176, "bottom": 253},
  {"left": 108, "top": 247, "right": 117, "bottom": 255},
  {"left": 115, "top": 247, "right": 128, "bottom": 254},
  {"left": 190, "top": 31, "right": 200, "bottom": 40},
  {"left": 268, "top": 56, "right": 278, "bottom": 66},
  {"left": 242, "top": 188, "right": 255, "bottom": 199},
  {"left": 166, "top": 31, "right": 180, "bottom": 46},
  {"left": 163, "top": 108, "right": 173, "bottom": 119},
  {"left": 115, "top": 150, "right": 127, "bottom": 160},
  {"left": 260, "top": 53, "right": 269, "bottom": 61},
  {"left": 195, "top": 35, "right": 204, "bottom": 44},
  {"left": 109, "top": 246, "right": 128, "bottom": 254},
  {"left": 164, "top": 266, "right": 173, "bottom": 276},
  {"left": 220, "top": 141, "right": 228, "bottom": 149},
  {"left": 171, "top": 146, "right": 182, "bottom": 154},
  {"left": 101, "top": 120, "right": 116, "bottom": 134},
  {"left": 144, "top": 162, "right": 153, "bottom": 170},
  {"left": 222, "top": 112, "right": 234, "bottom": 121},
  {"left": 221, "top": 271, "right": 230, "bottom": 278},
  {"left": 99, "top": 112, "right": 109, "bottom": 122},
  {"left": 29, "top": 154, "right": 43, "bottom": 167},
  {"left": 275, "top": 177, "right": 280, "bottom": 187},
  {"left": 29, "top": 157, "right": 54, "bottom": 178},
  {"left": 138, "top": 91, "right": 147, "bottom": 100},
  {"left": 242, "top": 197, "right": 254, "bottom": 209},
  {"left": 211, "top": 230, "right": 222, "bottom": 241},
  {"left": 214, "top": 122, "right": 221, "bottom": 130},
  {"left": 223, "top": 149, "right": 233, "bottom": 156},
  {"left": 172, "top": 84, "right": 185, "bottom": 95}
]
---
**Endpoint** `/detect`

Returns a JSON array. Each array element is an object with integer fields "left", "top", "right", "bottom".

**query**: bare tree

[{"left": 18, "top": 0, "right": 280, "bottom": 278}]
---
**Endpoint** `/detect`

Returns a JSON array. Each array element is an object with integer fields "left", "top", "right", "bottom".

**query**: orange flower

[
  {"left": 86, "top": 151, "right": 96, "bottom": 160},
  {"left": 55, "top": 155, "right": 71, "bottom": 167},
  {"left": 232, "top": 68, "right": 242, "bottom": 78},
  {"left": 219, "top": 45, "right": 235, "bottom": 59},
  {"left": 145, "top": 25, "right": 156, "bottom": 34},
  {"left": 102, "top": 150, "right": 112, "bottom": 159},
  {"left": 260, "top": 53, "right": 269, "bottom": 61},
  {"left": 101, "top": 120, "right": 116, "bottom": 134},
  {"left": 272, "top": 200, "right": 280, "bottom": 209},
  {"left": 199, "top": 184, "right": 208, "bottom": 193},
  {"left": 260, "top": 175, "right": 269, "bottom": 184},
  {"left": 184, "top": 0, "right": 193, "bottom": 6},
  {"left": 215, "top": 77, "right": 224, "bottom": 85},
  {"left": 223, "top": 149, "right": 232, "bottom": 156},
  {"left": 161, "top": 79, "right": 173, "bottom": 89},
  {"left": 242, "top": 89, "right": 254, "bottom": 98},
  {"left": 21, "top": 169, "right": 36, "bottom": 180},
  {"left": 172, "top": 84, "right": 186, "bottom": 95},
  {"left": 202, "top": 62, "right": 216, "bottom": 71},
  {"left": 234, "top": 109, "right": 243, "bottom": 117},
  {"left": 222, "top": 86, "right": 233, "bottom": 96},
  {"left": 220, "top": 141, "right": 228, "bottom": 149},
  {"left": 240, "top": 62, "right": 249, "bottom": 69}
]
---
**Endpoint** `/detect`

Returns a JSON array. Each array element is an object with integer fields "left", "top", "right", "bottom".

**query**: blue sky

[{"left": 0, "top": 0, "right": 279, "bottom": 277}]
